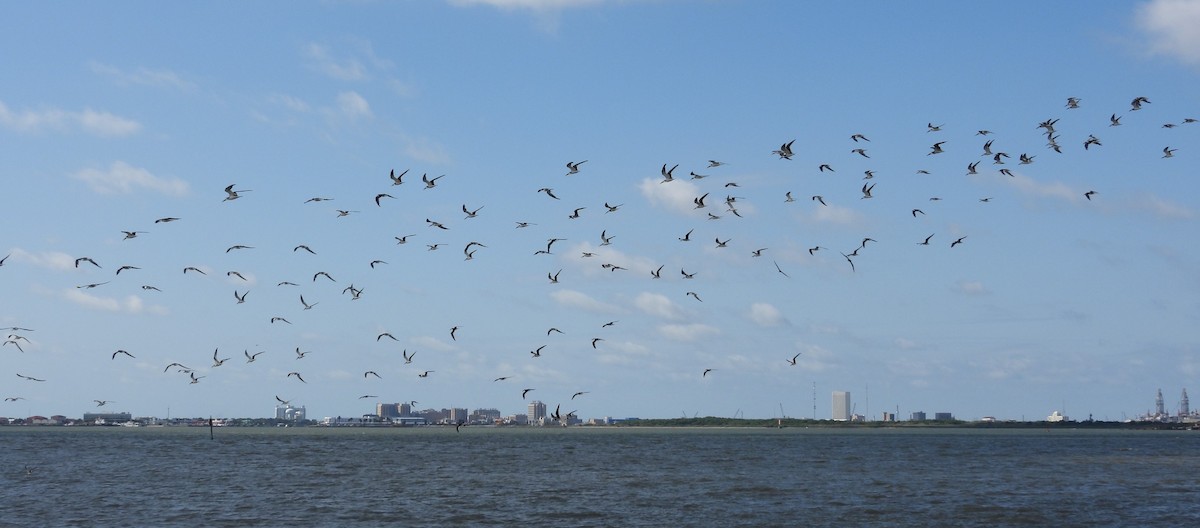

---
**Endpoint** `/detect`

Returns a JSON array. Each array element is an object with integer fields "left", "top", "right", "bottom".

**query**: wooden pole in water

[{"left": 209, "top": 416, "right": 214, "bottom": 440}]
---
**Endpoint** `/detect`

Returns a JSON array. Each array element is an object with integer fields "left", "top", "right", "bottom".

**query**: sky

[{"left": 1, "top": 0, "right": 1198, "bottom": 422}]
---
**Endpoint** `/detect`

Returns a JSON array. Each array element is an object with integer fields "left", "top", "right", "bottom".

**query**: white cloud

[
  {"left": 748, "top": 302, "right": 785, "bottom": 327},
  {"left": 88, "top": 61, "right": 194, "bottom": 90},
  {"left": 78, "top": 109, "right": 143, "bottom": 137},
  {"left": 634, "top": 292, "right": 682, "bottom": 320},
  {"left": 972, "top": 354, "right": 1033, "bottom": 380},
  {"left": 63, "top": 290, "right": 165, "bottom": 314},
  {"left": 806, "top": 203, "right": 865, "bottom": 226},
  {"left": 998, "top": 172, "right": 1080, "bottom": 202},
  {"left": 791, "top": 341, "right": 837, "bottom": 372},
  {"left": 1131, "top": 193, "right": 1195, "bottom": 219},
  {"left": 638, "top": 177, "right": 706, "bottom": 216},
  {"left": 550, "top": 289, "right": 619, "bottom": 313},
  {"left": 953, "top": 280, "right": 990, "bottom": 296},
  {"left": 304, "top": 43, "right": 368, "bottom": 81},
  {"left": 0, "top": 100, "right": 141, "bottom": 137},
  {"left": 8, "top": 249, "right": 75, "bottom": 271},
  {"left": 335, "top": 91, "right": 372, "bottom": 119},
  {"left": 402, "top": 137, "right": 452, "bottom": 165},
  {"left": 595, "top": 340, "right": 652, "bottom": 365},
  {"left": 564, "top": 242, "right": 658, "bottom": 277},
  {"left": 1136, "top": 0, "right": 1200, "bottom": 65},
  {"left": 410, "top": 335, "right": 455, "bottom": 352},
  {"left": 72, "top": 161, "right": 189, "bottom": 196},
  {"left": 268, "top": 93, "right": 311, "bottom": 112},
  {"left": 658, "top": 323, "right": 718, "bottom": 341}
]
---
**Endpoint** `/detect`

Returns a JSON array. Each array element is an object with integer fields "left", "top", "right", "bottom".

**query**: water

[{"left": 1, "top": 426, "right": 1197, "bottom": 527}]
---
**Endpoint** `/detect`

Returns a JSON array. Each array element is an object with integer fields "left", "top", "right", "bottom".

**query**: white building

[
  {"left": 275, "top": 404, "right": 306, "bottom": 421},
  {"left": 1047, "top": 411, "right": 1068, "bottom": 422},
  {"left": 832, "top": 391, "right": 851, "bottom": 421}
]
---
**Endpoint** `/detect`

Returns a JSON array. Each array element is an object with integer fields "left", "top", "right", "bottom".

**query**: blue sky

[{"left": 2, "top": 0, "right": 1198, "bottom": 422}]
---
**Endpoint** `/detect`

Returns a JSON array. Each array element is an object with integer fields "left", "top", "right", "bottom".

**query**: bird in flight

[
  {"left": 112, "top": 349, "right": 135, "bottom": 360},
  {"left": 661, "top": 163, "right": 679, "bottom": 183},
  {"left": 245, "top": 350, "right": 265, "bottom": 363},
  {"left": 389, "top": 169, "right": 408, "bottom": 185},
  {"left": 234, "top": 290, "right": 248, "bottom": 304},
  {"left": 418, "top": 370, "right": 433, "bottom": 378},
  {"left": 375, "top": 193, "right": 395, "bottom": 207},
  {"left": 94, "top": 400, "right": 113, "bottom": 407},
  {"left": 812, "top": 195, "right": 826, "bottom": 206},
  {"left": 121, "top": 230, "right": 146, "bottom": 240},
  {"left": 16, "top": 373, "right": 46, "bottom": 382},
  {"left": 1084, "top": 190, "right": 1097, "bottom": 201},
  {"left": 450, "top": 326, "right": 460, "bottom": 341},
  {"left": 548, "top": 269, "right": 561, "bottom": 283},
  {"left": 773, "top": 260, "right": 789, "bottom": 278},
  {"left": 565, "top": 160, "right": 587, "bottom": 175},
  {"left": 537, "top": 188, "right": 559, "bottom": 200},
  {"left": 422, "top": 173, "right": 444, "bottom": 189},
  {"left": 403, "top": 349, "right": 415, "bottom": 364},
  {"left": 703, "top": 369, "right": 714, "bottom": 377},
  {"left": 364, "top": 371, "right": 382, "bottom": 379},
  {"left": 1163, "top": 147, "right": 1177, "bottom": 158},
  {"left": 463, "top": 204, "right": 484, "bottom": 218},
  {"left": 919, "top": 234, "right": 934, "bottom": 245},
  {"left": 75, "top": 257, "right": 101, "bottom": 269},
  {"left": 377, "top": 332, "right": 398, "bottom": 342},
  {"left": 287, "top": 372, "right": 307, "bottom": 383},
  {"left": 522, "top": 388, "right": 535, "bottom": 399},
  {"left": 951, "top": 236, "right": 967, "bottom": 248},
  {"left": 531, "top": 345, "right": 545, "bottom": 358},
  {"left": 300, "top": 295, "right": 317, "bottom": 310},
  {"left": 212, "top": 349, "right": 229, "bottom": 367},
  {"left": 154, "top": 217, "right": 180, "bottom": 223},
  {"left": 687, "top": 291, "right": 703, "bottom": 302},
  {"left": 183, "top": 266, "right": 206, "bottom": 275},
  {"left": 787, "top": 353, "right": 801, "bottom": 366},
  {"left": 223, "top": 184, "right": 251, "bottom": 201},
  {"left": 772, "top": 140, "right": 795, "bottom": 160}
]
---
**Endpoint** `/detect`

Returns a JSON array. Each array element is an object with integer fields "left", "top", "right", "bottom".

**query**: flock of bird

[{"left": 1, "top": 95, "right": 1193, "bottom": 423}]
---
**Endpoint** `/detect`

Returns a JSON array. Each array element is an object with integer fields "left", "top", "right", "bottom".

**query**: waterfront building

[
  {"left": 528, "top": 401, "right": 547, "bottom": 424},
  {"left": 910, "top": 411, "right": 926, "bottom": 421},
  {"left": 1047, "top": 411, "right": 1068, "bottom": 422},
  {"left": 831, "top": 391, "right": 850, "bottom": 421},
  {"left": 275, "top": 405, "right": 306, "bottom": 421},
  {"left": 83, "top": 412, "right": 133, "bottom": 423},
  {"left": 449, "top": 407, "right": 469, "bottom": 424},
  {"left": 471, "top": 408, "right": 501, "bottom": 424},
  {"left": 376, "top": 403, "right": 402, "bottom": 419},
  {"left": 934, "top": 412, "right": 954, "bottom": 421}
]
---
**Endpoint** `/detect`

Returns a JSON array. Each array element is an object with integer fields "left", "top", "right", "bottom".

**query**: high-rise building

[
  {"left": 449, "top": 408, "right": 469, "bottom": 423},
  {"left": 528, "top": 401, "right": 547, "bottom": 424},
  {"left": 275, "top": 405, "right": 306, "bottom": 421},
  {"left": 831, "top": 391, "right": 851, "bottom": 421},
  {"left": 376, "top": 403, "right": 402, "bottom": 418},
  {"left": 1181, "top": 389, "right": 1190, "bottom": 417}
]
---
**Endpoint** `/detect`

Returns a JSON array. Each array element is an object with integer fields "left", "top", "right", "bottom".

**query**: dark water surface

[{"left": 1, "top": 426, "right": 1197, "bottom": 527}]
